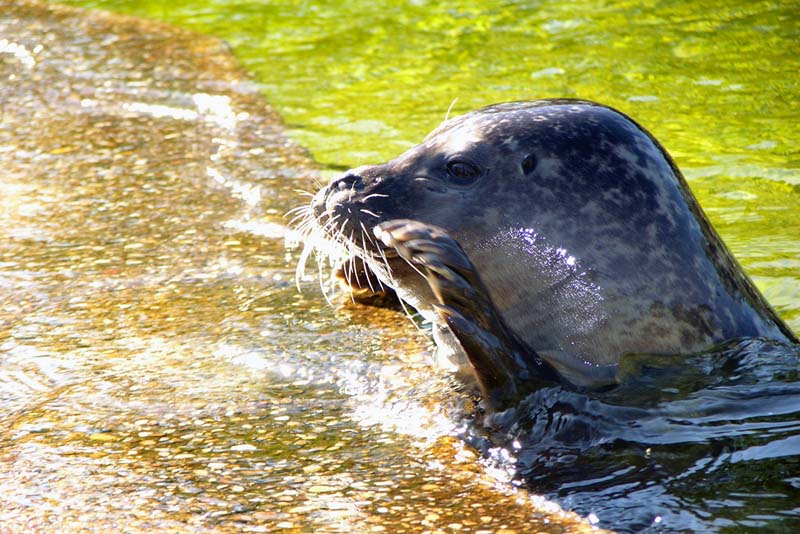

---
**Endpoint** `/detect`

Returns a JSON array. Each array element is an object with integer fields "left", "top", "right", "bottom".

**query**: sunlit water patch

[{"left": 468, "top": 339, "right": 800, "bottom": 532}]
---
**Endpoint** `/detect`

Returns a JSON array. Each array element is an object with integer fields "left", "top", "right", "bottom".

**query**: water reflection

[{"left": 472, "top": 339, "right": 800, "bottom": 532}]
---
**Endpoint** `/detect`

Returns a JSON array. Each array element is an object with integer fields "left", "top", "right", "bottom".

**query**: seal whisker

[
  {"left": 293, "top": 189, "right": 315, "bottom": 198},
  {"left": 397, "top": 248, "right": 428, "bottom": 281},
  {"left": 373, "top": 244, "right": 392, "bottom": 285},
  {"left": 345, "top": 229, "right": 364, "bottom": 292},
  {"left": 289, "top": 212, "right": 307, "bottom": 227},
  {"left": 318, "top": 261, "right": 334, "bottom": 306},
  {"left": 287, "top": 210, "right": 312, "bottom": 227},
  {"left": 295, "top": 242, "right": 312, "bottom": 292},
  {"left": 339, "top": 227, "right": 362, "bottom": 305},
  {"left": 293, "top": 211, "right": 316, "bottom": 291},
  {"left": 360, "top": 193, "right": 390, "bottom": 201},
  {"left": 285, "top": 204, "right": 309, "bottom": 215},
  {"left": 344, "top": 257, "right": 357, "bottom": 305},
  {"left": 358, "top": 235, "right": 376, "bottom": 294},
  {"left": 444, "top": 97, "right": 459, "bottom": 122},
  {"left": 294, "top": 211, "right": 349, "bottom": 296},
  {"left": 358, "top": 229, "right": 381, "bottom": 295},
  {"left": 373, "top": 242, "right": 421, "bottom": 330},
  {"left": 359, "top": 221, "right": 386, "bottom": 293},
  {"left": 285, "top": 207, "right": 310, "bottom": 222},
  {"left": 359, "top": 208, "right": 381, "bottom": 219}
]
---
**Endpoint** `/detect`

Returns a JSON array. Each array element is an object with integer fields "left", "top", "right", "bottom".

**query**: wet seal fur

[{"left": 294, "top": 99, "right": 798, "bottom": 411}]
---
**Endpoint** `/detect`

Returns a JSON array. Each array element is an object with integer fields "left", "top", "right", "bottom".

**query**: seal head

[{"left": 298, "top": 99, "right": 797, "bottom": 410}]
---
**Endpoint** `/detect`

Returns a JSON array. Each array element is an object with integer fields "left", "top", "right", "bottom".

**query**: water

[
  {"left": 2, "top": 0, "right": 799, "bottom": 532},
  {"left": 477, "top": 339, "right": 800, "bottom": 531}
]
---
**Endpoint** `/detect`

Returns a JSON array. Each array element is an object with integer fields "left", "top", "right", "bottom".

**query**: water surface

[{"left": 3, "top": 0, "right": 800, "bottom": 532}]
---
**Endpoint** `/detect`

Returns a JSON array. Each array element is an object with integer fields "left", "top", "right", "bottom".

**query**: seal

[{"left": 294, "top": 99, "right": 798, "bottom": 411}]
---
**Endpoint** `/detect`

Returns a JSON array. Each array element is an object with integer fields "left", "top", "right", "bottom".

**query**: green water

[
  {"left": 56, "top": 0, "right": 800, "bottom": 328},
  {"left": 56, "top": 1, "right": 798, "bottom": 163}
]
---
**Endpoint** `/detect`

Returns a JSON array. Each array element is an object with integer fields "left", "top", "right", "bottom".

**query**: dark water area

[
  {"left": 471, "top": 339, "right": 800, "bottom": 532},
  {"left": 2, "top": 0, "right": 799, "bottom": 533}
]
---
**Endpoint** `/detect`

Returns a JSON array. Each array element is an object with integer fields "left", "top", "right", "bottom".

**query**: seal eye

[
  {"left": 446, "top": 159, "right": 481, "bottom": 184},
  {"left": 521, "top": 153, "right": 537, "bottom": 175}
]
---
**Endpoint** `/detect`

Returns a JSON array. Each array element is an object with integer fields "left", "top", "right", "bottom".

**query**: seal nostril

[
  {"left": 521, "top": 153, "right": 537, "bottom": 175},
  {"left": 331, "top": 172, "right": 364, "bottom": 192}
]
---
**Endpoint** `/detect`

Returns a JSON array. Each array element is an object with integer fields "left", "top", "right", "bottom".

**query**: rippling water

[
  {"left": 3, "top": 0, "right": 799, "bottom": 532},
  {"left": 475, "top": 339, "right": 800, "bottom": 531}
]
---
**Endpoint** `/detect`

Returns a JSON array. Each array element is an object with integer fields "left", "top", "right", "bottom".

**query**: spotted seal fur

[{"left": 294, "top": 99, "right": 798, "bottom": 410}]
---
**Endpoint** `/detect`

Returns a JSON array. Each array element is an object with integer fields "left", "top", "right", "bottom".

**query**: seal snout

[
  {"left": 323, "top": 169, "right": 369, "bottom": 210},
  {"left": 330, "top": 171, "right": 365, "bottom": 193},
  {"left": 311, "top": 170, "right": 365, "bottom": 220}
]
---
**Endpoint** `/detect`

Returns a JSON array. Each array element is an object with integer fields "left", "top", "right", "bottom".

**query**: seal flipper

[{"left": 375, "top": 219, "right": 559, "bottom": 411}]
